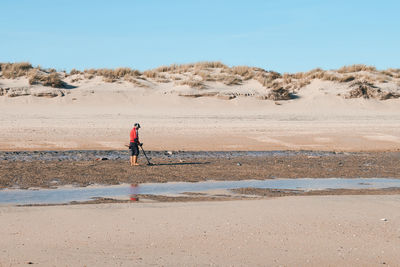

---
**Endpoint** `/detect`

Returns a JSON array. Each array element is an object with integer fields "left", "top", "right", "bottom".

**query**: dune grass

[
  {"left": 345, "top": 81, "right": 400, "bottom": 100},
  {"left": 179, "top": 78, "right": 206, "bottom": 89},
  {"left": 28, "top": 70, "right": 65, "bottom": 88},
  {"left": 337, "top": 64, "right": 377, "bottom": 73},
  {"left": 81, "top": 68, "right": 141, "bottom": 82},
  {"left": 0, "top": 62, "right": 33, "bottom": 78}
]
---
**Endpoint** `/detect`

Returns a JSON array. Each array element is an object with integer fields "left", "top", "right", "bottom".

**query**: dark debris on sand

[{"left": 1, "top": 151, "right": 399, "bottom": 189}]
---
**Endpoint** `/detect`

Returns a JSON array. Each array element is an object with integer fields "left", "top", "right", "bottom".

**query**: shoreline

[{"left": 8, "top": 187, "right": 400, "bottom": 207}]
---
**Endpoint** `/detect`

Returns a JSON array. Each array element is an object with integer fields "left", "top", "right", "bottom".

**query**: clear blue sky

[{"left": 1, "top": 0, "right": 399, "bottom": 72}]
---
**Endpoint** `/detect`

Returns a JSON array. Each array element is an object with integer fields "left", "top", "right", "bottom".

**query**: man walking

[{"left": 129, "top": 123, "right": 141, "bottom": 166}]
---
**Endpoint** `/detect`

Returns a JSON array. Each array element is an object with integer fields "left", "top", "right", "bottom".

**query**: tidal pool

[{"left": 0, "top": 178, "right": 399, "bottom": 205}]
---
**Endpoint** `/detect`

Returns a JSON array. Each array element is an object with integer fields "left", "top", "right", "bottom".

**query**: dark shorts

[{"left": 129, "top": 142, "right": 139, "bottom": 156}]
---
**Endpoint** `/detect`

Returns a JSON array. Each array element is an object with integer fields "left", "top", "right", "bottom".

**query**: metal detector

[{"left": 139, "top": 144, "right": 153, "bottom": 166}]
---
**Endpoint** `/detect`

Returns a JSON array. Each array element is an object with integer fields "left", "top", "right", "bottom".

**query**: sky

[{"left": 1, "top": 0, "right": 399, "bottom": 73}]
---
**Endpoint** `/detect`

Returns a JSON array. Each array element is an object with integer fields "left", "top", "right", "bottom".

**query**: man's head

[{"left": 134, "top": 123, "right": 141, "bottom": 129}]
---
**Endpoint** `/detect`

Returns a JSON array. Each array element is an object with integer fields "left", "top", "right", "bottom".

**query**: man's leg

[
  {"left": 130, "top": 156, "right": 134, "bottom": 166},
  {"left": 133, "top": 155, "right": 139, "bottom": 166}
]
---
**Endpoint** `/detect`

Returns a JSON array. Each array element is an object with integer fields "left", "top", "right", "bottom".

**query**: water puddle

[{"left": 0, "top": 178, "right": 399, "bottom": 205}]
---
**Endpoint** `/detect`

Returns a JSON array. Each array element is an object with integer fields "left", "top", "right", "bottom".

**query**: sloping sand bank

[
  {"left": 1, "top": 195, "right": 399, "bottom": 266},
  {"left": 1, "top": 86, "right": 400, "bottom": 152}
]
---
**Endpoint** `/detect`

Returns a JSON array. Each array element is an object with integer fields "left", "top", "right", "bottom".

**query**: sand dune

[
  {"left": 1, "top": 62, "right": 400, "bottom": 100},
  {"left": 1, "top": 62, "right": 399, "bottom": 151}
]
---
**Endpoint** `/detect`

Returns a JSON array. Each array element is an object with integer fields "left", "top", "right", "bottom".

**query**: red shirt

[{"left": 130, "top": 128, "right": 139, "bottom": 143}]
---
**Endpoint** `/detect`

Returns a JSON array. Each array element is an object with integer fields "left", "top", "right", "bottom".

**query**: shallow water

[{"left": 0, "top": 178, "right": 399, "bottom": 205}]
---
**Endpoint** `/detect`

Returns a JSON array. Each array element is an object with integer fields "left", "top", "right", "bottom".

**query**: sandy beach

[
  {"left": 2, "top": 0, "right": 400, "bottom": 265},
  {"left": 1, "top": 195, "right": 399, "bottom": 266},
  {"left": 1, "top": 63, "right": 400, "bottom": 266}
]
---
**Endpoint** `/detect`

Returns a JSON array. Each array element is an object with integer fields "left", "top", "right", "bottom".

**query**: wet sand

[
  {"left": 231, "top": 187, "right": 400, "bottom": 197},
  {"left": 1, "top": 151, "right": 399, "bottom": 189},
  {"left": 1, "top": 195, "right": 399, "bottom": 266}
]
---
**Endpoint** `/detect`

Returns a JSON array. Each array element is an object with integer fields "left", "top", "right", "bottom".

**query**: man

[{"left": 129, "top": 123, "right": 142, "bottom": 166}]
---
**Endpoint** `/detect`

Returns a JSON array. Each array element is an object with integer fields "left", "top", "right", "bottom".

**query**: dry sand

[
  {"left": 1, "top": 195, "right": 399, "bottom": 266},
  {"left": 1, "top": 77, "right": 400, "bottom": 152}
]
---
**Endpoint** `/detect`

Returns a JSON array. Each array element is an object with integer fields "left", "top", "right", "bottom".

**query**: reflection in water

[
  {"left": 0, "top": 178, "right": 399, "bottom": 205},
  {"left": 130, "top": 184, "right": 139, "bottom": 201}
]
